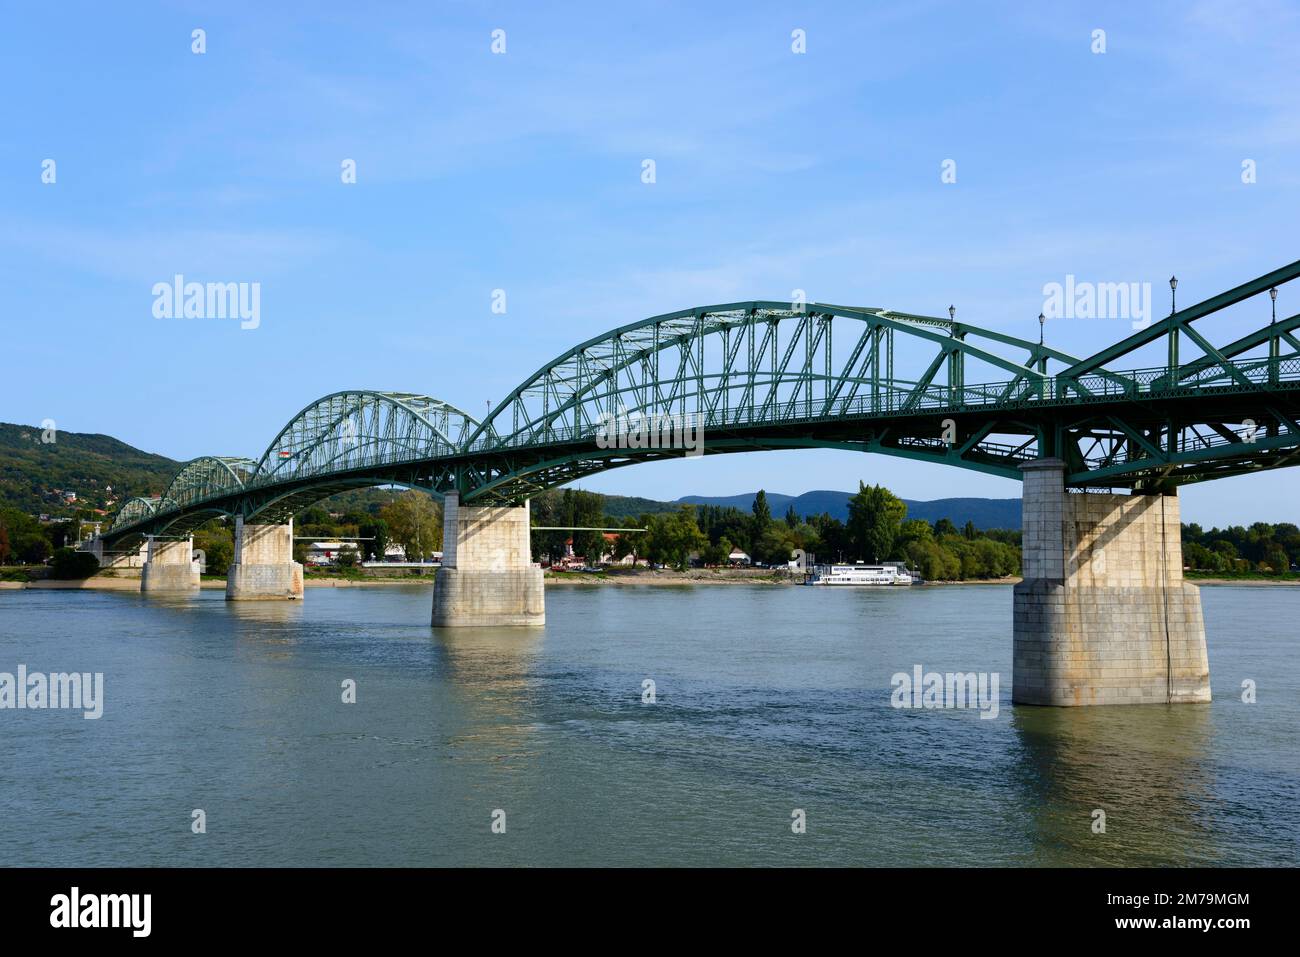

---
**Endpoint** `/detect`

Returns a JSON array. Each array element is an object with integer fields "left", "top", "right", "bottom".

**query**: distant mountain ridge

[{"left": 675, "top": 490, "right": 1021, "bottom": 529}]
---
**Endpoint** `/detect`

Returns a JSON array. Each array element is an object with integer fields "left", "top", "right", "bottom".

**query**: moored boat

[{"left": 803, "top": 561, "right": 916, "bottom": 585}]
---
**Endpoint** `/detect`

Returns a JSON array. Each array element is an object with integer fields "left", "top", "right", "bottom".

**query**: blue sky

[{"left": 2, "top": 1, "right": 1298, "bottom": 525}]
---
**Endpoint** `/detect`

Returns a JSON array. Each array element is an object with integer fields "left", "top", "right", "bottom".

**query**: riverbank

[
  {"left": 5, "top": 571, "right": 1297, "bottom": 591},
  {"left": 1, "top": 576, "right": 433, "bottom": 591},
  {"left": 546, "top": 568, "right": 793, "bottom": 586},
  {"left": 1186, "top": 575, "right": 1300, "bottom": 586},
  {"left": 544, "top": 569, "right": 1027, "bottom": 586}
]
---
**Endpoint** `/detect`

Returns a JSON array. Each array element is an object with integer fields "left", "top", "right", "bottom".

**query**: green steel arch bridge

[{"left": 101, "top": 259, "right": 1300, "bottom": 547}]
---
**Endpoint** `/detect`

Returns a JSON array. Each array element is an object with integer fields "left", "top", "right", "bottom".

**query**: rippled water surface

[{"left": 1, "top": 584, "right": 1296, "bottom": 866}]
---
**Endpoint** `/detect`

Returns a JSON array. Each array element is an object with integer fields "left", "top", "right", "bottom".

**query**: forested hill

[{"left": 0, "top": 422, "right": 178, "bottom": 514}]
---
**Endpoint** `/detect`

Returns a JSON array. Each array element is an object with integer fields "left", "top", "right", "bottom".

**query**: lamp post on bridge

[
  {"left": 1038, "top": 312, "right": 1049, "bottom": 397},
  {"left": 1168, "top": 275, "right": 1179, "bottom": 374},
  {"left": 1270, "top": 286, "right": 1279, "bottom": 386}
]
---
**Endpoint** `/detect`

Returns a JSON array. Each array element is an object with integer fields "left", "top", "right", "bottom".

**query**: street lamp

[
  {"left": 1169, "top": 275, "right": 1178, "bottom": 315},
  {"left": 1270, "top": 286, "right": 1278, "bottom": 324},
  {"left": 1038, "top": 312, "right": 1045, "bottom": 346},
  {"left": 948, "top": 304, "right": 955, "bottom": 321}
]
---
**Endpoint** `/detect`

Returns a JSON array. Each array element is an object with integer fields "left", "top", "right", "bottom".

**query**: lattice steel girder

[
  {"left": 1169, "top": 311, "right": 1300, "bottom": 386},
  {"left": 1055, "top": 397, "right": 1300, "bottom": 487},
  {"left": 1072, "top": 431, "right": 1300, "bottom": 487},
  {"left": 254, "top": 391, "right": 479, "bottom": 484},
  {"left": 160, "top": 456, "right": 256, "bottom": 512},
  {"left": 108, "top": 496, "right": 161, "bottom": 533},
  {"left": 1060, "top": 257, "right": 1300, "bottom": 382},
  {"left": 103, "top": 262, "right": 1300, "bottom": 542},
  {"left": 459, "top": 301, "right": 1073, "bottom": 455}
]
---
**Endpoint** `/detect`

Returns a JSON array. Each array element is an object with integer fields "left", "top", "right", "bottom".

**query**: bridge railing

[{"left": 463, "top": 354, "right": 1300, "bottom": 453}]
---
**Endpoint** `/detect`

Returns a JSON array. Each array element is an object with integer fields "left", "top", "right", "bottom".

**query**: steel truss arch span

[
  {"left": 254, "top": 391, "right": 479, "bottom": 484},
  {"left": 159, "top": 456, "right": 257, "bottom": 512},
  {"left": 461, "top": 301, "right": 1092, "bottom": 455},
  {"left": 99, "top": 259, "right": 1300, "bottom": 543}
]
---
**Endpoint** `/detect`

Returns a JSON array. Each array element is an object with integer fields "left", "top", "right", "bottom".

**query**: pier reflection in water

[{"left": 1011, "top": 704, "right": 1220, "bottom": 865}]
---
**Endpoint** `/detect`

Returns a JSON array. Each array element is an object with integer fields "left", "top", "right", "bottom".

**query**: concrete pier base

[
  {"left": 140, "top": 536, "right": 199, "bottom": 592},
  {"left": 1013, "top": 458, "right": 1210, "bottom": 706},
  {"left": 431, "top": 493, "right": 544, "bottom": 627},
  {"left": 226, "top": 516, "right": 303, "bottom": 600}
]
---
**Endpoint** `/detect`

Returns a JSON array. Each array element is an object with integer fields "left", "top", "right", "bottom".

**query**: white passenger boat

[{"left": 804, "top": 561, "right": 916, "bottom": 585}]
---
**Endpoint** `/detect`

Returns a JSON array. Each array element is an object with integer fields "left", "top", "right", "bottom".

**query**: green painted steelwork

[{"left": 102, "top": 262, "right": 1300, "bottom": 543}]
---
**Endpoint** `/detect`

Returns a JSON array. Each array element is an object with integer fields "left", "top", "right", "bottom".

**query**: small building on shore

[{"left": 305, "top": 541, "right": 360, "bottom": 566}]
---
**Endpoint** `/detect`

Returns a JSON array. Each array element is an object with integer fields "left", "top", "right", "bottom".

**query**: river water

[{"left": 0, "top": 584, "right": 1296, "bottom": 866}]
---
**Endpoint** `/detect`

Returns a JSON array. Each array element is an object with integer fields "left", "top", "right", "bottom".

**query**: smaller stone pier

[
  {"left": 431, "top": 492, "right": 544, "bottom": 627},
  {"left": 226, "top": 516, "right": 303, "bottom": 600},
  {"left": 140, "top": 536, "right": 200, "bottom": 592}
]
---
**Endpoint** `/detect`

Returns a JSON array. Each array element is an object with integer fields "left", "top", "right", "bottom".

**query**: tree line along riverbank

[{"left": 5, "top": 482, "right": 1299, "bottom": 585}]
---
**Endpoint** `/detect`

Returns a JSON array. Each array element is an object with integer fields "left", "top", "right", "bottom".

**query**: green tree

[
  {"left": 898, "top": 519, "right": 933, "bottom": 548},
  {"left": 0, "top": 508, "right": 51, "bottom": 563},
  {"left": 299, "top": 506, "right": 331, "bottom": 527},
  {"left": 563, "top": 488, "right": 607, "bottom": 565},
  {"left": 193, "top": 520, "right": 233, "bottom": 575},
  {"left": 529, "top": 489, "right": 569, "bottom": 562},
  {"left": 809, "top": 513, "right": 849, "bottom": 562},
  {"left": 701, "top": 537, "right": 731, "bottom": 566},
  {"left": 645, "top": 506, "right": 708, "bottom": 570},
  {"left": 359, "top": 518, "right": 390, "bottom": 562},
  {"left": 784, "top": 504, "right": 799, "bottom": 529},
  {"left": 755, "top": 525, "right": 795, "bottom": 565},
  {"left": 699, "top": 505, "right": 752, "bottom": 553},
  {"left": 751, "top": 490, "right": 772, "bottom": 545},
  {"left": 609, "top": 515, "right": 647, "bottom": 564},
  {"left": 846, "top": 482, "right": 906, "bottom": 562},
  {"left": 379, "top": 491, "right": 442, "bottom": 561},
  {"left": 1183, "top": 541, "right": 1213, "bottom": 571},
  {"left": 49, "top": 547, "right": 99, "bottom": 580}
]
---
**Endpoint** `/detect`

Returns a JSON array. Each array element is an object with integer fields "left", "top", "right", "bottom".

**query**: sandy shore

[
  {"left": 5, "top": 577, "right": 426, "bottom": 591},
  {"left": 13, "top": 577, "right": 148, "bottom": 590}
]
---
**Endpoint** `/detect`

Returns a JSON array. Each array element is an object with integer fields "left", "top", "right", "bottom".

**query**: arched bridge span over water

[
  {"left": 103, "top": 258, "right": 1300, "bottom": 546},
  {"left": 97, "top": 258, "right": 1300, "bottom": 706}
]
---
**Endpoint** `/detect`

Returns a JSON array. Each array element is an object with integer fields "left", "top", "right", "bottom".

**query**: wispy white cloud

[{"left": 1, "top": 219, "right": 339, "bottom": 284}]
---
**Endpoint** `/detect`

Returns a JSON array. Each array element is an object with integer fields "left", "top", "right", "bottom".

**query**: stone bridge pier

[
  {"left": 140, "top": 536, "right": 200, "bottom": 592},
  {"left": 431, "top": 492, "right": 544, "bottom": 627},
  {"left": 226, "top": 516, "right": 303, "bottom": 600},
  {"left": 1013, "top": 458, "right": 1211, "bottom": 706}
]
